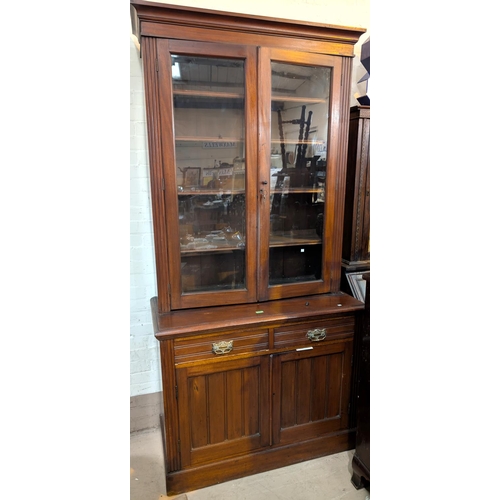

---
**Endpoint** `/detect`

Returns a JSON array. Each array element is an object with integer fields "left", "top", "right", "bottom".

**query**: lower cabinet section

[{"left": 153, "top": 297, "right": 363, "bottom": 495}]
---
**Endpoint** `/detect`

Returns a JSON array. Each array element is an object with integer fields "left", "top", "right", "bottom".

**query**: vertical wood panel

[
  {"left": 208, "top": 372, "right": 226, "bottom": 444},
  {"left": 243, "top": 366, "right": 259, "bottom": 436},
  {"left": 156, "top": 38, "right": 181, "bottom": 309},
  {"left": 257, "top": 46, "right": 272, "bottom": 301},
  {"left": 330, "top": 57, "right": 353, "bottom": 292},
  {"left": 280, "top": 361, "right": 296, "bottom": 428},
  {"left": 326, "top": 353, "right": 342, "bottom": 418},
  {"left": 271, "top": 353, "right": 282, "bottom": 445},
  {"left": 142, "top": 37, "right": 171, "bottom": 313},
  {"left": 226, "top": 369, "right": 243, "bottom": 440},
  {"left": 160, "top": 340, "right": 181, "bottom": 471},
  {"left": 189, "top": 376, "right": 208, "bottom": 448},
  {"left": 360, "top": 121, "right": 370, "bottom": 260},
  {"left": 340, "top": 340, "right": 353, "bottom": 428},
  {"left": 296, "top": 358, "right": 312, "bottom": 425},
  {"left": 243, "top": 46, "right": 258, "bottom": 302},
  {"left": 310, "top": 355, "right": 328, "bottom": 422}
]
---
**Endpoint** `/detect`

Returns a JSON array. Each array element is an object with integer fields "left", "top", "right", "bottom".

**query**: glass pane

[
  {"left": 269, "top": 62, "right": 331, "bottom": 286},
  {"left": 172, "top": 55, "right": 247, "bottom": 294}
]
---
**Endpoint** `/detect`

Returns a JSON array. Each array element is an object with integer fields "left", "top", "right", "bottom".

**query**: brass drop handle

[
  {"left": 212, "top": 340, "right": 234, "bottom": 355},
  {"left": 306, "top": 328, "right": 326, "bottom": 342}
]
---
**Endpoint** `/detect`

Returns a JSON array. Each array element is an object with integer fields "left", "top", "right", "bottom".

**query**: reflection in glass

[
  {"left": 171, "top": 55, "right": 247, "bottom": 294},
  {"left": 269, "top": 62, "right": 331, "bottom": 286}
]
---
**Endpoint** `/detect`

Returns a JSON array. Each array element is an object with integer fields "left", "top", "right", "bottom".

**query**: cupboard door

[
  {"left": 176, "top": 356, "right": 270, "bottom": 468},
  {"left": 258, "top": 48, "right": 345, "bottom": 301},
  {"left": 157, "top": 39, "right": 258, "bottom": 310},
  {"left": 272, "top": 341, "right": 352, "bottom": 446}
]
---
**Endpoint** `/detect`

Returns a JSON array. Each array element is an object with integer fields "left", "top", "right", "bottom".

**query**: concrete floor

[{"left": 130, "top": 427, "right": 369, "bottom": 500}]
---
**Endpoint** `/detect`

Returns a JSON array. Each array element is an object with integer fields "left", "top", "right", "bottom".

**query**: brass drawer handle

[
  {"left": 212, "top": 340, "right": 234, "bottom": 355},
  {"left": 306, "top": 328, "right": 326, "bottom": 342}
]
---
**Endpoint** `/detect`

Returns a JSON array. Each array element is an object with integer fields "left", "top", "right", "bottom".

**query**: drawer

[
  {"left": 174, "top": 329, "right": 269, "bottom": 364},
  {"left": 274, "top": 316, "right": 355, "bottom": 349}
]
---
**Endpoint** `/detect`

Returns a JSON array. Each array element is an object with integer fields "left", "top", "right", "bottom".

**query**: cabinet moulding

[{"left": 131, "top": 0, "right": 365, "bottom": 56}]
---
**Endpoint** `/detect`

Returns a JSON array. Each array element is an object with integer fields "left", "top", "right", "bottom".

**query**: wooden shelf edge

[{"left": 151, "top": 293, "right": 365, "bottom": 338}]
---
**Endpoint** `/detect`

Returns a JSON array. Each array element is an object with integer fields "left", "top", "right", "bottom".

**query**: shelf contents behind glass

[
  {"left": 266, "top": 61, "right": 330, "bottom": 286},
  {"left": 177, "top": 157, "right": 245, "bottom": 192},
  {"left": 178, "top": 184, "right": 246, "bottom": 292}
]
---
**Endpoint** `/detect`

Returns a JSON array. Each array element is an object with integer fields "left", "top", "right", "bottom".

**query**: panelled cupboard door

[
  {"left": 257, "top": 48, "right": 345, "bottom": 302},
  {"left": 156, "top": 38, "right": 259, "bottom": 310},
  {"left": 271, "top": 341, "right": 353, "bottom": 446},
  {"left": 176, "top": 356, "right": 270, "bottom": 468}
]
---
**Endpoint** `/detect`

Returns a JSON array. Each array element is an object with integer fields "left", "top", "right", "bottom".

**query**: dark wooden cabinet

[
  {"left": 351, "top": 273, "right": 370, "bottom": 490},
  {"left": 341, "top": 106, "right": 370, "bottom": 293},
  {"left": 131, "top": 1, "right": 366, "bottom": 494}
]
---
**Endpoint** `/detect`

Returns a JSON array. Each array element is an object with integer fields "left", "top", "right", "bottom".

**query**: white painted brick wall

[{"left": 130, "top": 37, "right": 161, "bottom": 397}]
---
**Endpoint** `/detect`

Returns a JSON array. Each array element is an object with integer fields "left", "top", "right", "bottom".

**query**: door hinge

[
  {"left": 168, "top": 283, "right": 172, "bottom": 296},
  {"left": 175, "top": 384, "right": 178, "bottom": 399},
  {"left": 161, "top": 178, "right": 165, "bottom": 191},
  {"left": 155, "top": 58, "right": 159, "bottom": 72}
]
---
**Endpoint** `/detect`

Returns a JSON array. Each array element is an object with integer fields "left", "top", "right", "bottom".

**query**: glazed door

[
  {"left": 176, "top": 355, "right": 271, "bottom": 468},
  {"left": 271, "top": 341, "right": 352, "bottom": 446},
  {"left": 157, "top": 39, "right": 258, "bottom": 310},
  {"left": 257, "top": 48, "right": 344, "bottom": 301}
]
